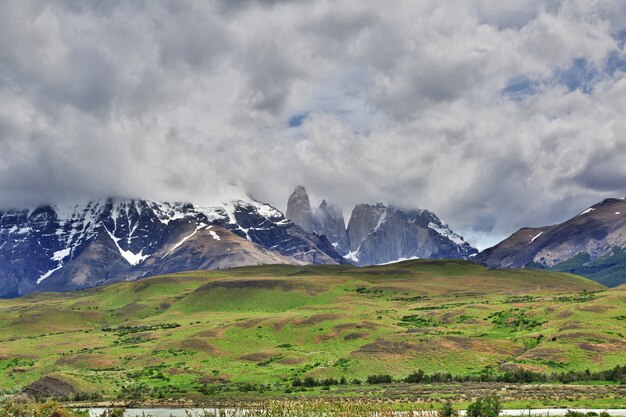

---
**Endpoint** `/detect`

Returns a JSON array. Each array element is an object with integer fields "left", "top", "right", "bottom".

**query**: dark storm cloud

[{"left": 1, "top": 0, "right": 626, "bottom": 248}]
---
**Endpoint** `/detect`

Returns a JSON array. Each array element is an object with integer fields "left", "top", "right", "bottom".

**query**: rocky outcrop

[
  {"left": 283, "top": 187, "right": 477, "bottom": 266},
  {"left": 345, "top": 203, "right": 477, "bottom": 265},
  {"left": 314, "top": 200, "right": 349, "bottom": 254},
  {"left": 475, "top": 198, "right": 626, "bottom": 287},
  {"left": 286, "top": 185, "right": 314, "bottom": 233},
  {"left": 0, "top": 197, "right": 344, "bottom": 297},
  {"left": 285, "top": 186, "right": 349, "bottom": 253}
]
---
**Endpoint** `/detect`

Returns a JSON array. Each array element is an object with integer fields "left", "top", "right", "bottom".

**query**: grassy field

[{"left": 0, "top": 260, "right": 624, "bottom": 408}]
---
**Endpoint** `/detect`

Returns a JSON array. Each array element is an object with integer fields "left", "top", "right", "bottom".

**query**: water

[{"left": 86, "top": 408, "right": 626, "bottom": 417}]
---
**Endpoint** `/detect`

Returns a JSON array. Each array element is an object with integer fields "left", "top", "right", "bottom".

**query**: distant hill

[
  {"left": 475, "top": 197, "right": 626, "bottom": 287},
  {"left": 0, "top": 259, "right": 621, "bottom": 401}
]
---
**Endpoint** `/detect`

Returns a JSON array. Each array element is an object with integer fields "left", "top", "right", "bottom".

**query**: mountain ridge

[
  {"left": 0, "top": 196, "right": 344, "bottom": 297},
  {"left": 285, "top": 186, "right": 477, "bottom": 266},
  {"left": 475, "top": 197, "right": 626, "bottom": 286}
]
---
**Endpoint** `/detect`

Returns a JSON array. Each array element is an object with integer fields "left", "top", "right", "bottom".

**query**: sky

[{"left": 1, "top": 1, "right": 626, "bottom": 249}]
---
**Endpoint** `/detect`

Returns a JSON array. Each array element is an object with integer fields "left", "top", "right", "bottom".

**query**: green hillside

[{"left": 0, "top": 260, "right": 624, "bottom": 405}]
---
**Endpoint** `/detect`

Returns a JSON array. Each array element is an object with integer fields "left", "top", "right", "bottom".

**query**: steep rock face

[
  {"left": 285, "top": 186, "right": 349, "bottom": 254},
  {"left": 285, "top": 186, "right": 314, "bottom": 233},
  {"left": 0, "top": 197, "right": 343, "bottom": 297},
  {"left": 475, "top": 198, "right": 626, "bottom": 287},
  {"left": 345, "top": 203, "right": 477, "bottom": 265},
  {"left": 313, "top": 200, "right": 349, "bottom": 254},
  {"left": 346, "top": 204, "right": 389, "bottom": 253}
]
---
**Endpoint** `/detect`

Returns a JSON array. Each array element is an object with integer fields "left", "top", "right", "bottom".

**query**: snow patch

[
  {"left": 345, "top": 250, "right": 360, "bottom": 263},
  {"left": 209, "top": 229, "right": 221, "bottom": 241},
  {"left": 530, "top": 231, "right": 543, "bottom": 243},
  {"left": 37, "top": 265, "right": 63, "bottom": 284},
  {"left": 52, "top": 248, "right": 71, "bottom": 261},
  {"left": 162, "top": 224, "right": 208, "bottom": 258},
  {"left": 377, "top": 256, "right": 420, "bottom": 265},
  {"left": 428, "top": 222, "right": 465, "bottom": 245},
  {"left": 616, "top": 212, "right": 621, "bottom": 215},
  {"left": 579, "top": 207, "right": 595, "bottom": 215},
  {"left": 104, "top": 226, "right": 149, "bottom": 266}
]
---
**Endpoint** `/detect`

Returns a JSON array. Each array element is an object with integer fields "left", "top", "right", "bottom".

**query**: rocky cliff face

[
  {"left": 0, "top": 197, "right": 343, "bottom": 297},
  {"left": 475, "top": 198, "right": 626, "bottom": 287},
  {"left": 314, "top": 200, "right": 349, "bottom": 254},
  {"left": 345, "top": 204, "right": 477, "bottom": 265},
  {"left": 284, "top": 187, "right": 477, "bottom": 266},
  {"left": 286, "top": 186, "right": 314, "bottom": 233},
  {"left": 286, "top": 186, "right": 349, "bottom": 253}
]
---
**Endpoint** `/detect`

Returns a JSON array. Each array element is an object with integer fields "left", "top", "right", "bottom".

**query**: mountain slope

[
  {"left": 475, "top": 198, "right": 626, "bottom": 286},
  {"left": 0, "top": 198, "right": 342, "bottom": 297}
]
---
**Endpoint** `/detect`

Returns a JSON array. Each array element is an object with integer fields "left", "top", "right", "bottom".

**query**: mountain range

[
  {"left": 0, "top": 198, "right": 344, "bottom": 298},
  {"left": 2, "top": 187, "right": 625, "bottom": 298}
]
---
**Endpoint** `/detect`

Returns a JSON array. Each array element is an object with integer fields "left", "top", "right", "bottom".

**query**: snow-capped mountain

[
  {"left": 284, "top": 186, "right": 477, "bottom": 265},
  {"left": 475, "top": 197, "right": 626, "bottom": 287},
  {"left": 0, "top": 198, "right": 344, "bottom": 297}
]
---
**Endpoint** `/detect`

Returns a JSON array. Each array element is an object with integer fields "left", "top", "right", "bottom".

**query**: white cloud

[{"left": 1, "top": 0, "right": 626, "bottom": 249}]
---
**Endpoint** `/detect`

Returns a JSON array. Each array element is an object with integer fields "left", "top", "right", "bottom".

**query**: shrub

[
  {"left": 404, "top": 369, "right": 425, "bottom": 383},
  {"left": 466, "top": 395, "right": 501, "bottom": 417},
  {"left": 439, "top": 401, "right": 458, "bottom": 417},
  {"left": 366, "top": 374, "right": 392, "bottom": 384}
]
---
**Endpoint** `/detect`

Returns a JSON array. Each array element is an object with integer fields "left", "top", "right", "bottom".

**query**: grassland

[{"left": 0, "top": 260, "right": 624, "bottom": 408}]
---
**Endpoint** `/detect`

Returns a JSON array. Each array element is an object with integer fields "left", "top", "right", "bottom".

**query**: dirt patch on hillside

[
  {"left": 556, "top": 332, "right": 606, "bottom": 341},
  {"left": 115, "top": 303, "right": 148, "bottom": 316},
  {"left": 237, "top": 351, "right": 276, "bottom": 362},
  {"left": 353, "top": 339, "right": 418, "bottom": 355},
  {"left": 557, "top": 311, "right": 573, "bottom": 319},
  {"left": 235, "top": 318, "right": 266, "bottom": 328},
  {"left": 278, "top": 356, "right": 306, "bottom": 365},
  {"left": 314, "top": 332, "right": 339, "bottom": 343},
  {"left": 194, "top": 326, "right": 227, "bottom": 338},
  {"left": 500, "top": 363, "right": 547, "bottom": 373},
  {"left": 271, "top": 318, "right": 292, "bottom": 331},
  {"left": 22, "top": 376, "right": 75, "bottom": 398},
  {"left": 344, "top": 332, "right": 367, "bottom": 340},
  {"left": 578, "top": 305, "right": 613, "bottom": 313},
  {"left": 56, "top": 354, "right": 118, "bottom": 370},
  {"left": 579, "top": 341, "right": 626, "bottom": 353},
  {"left": 559, "top": 322, "right": 583, "bottom": 331},
  {"left": 178, "top": 338, "right": 223, "bottom": 355},
  {"left": 333, "top": 321, "right": 380, "bottom": 331},
  {"left": 519, "top": 347, "right": 566, "bottom": 362},
  {"left": 294, "top": 314, "right": 341, "bottom": 326}
]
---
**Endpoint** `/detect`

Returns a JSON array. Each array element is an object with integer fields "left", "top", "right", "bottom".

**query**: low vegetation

[
  {"left": 0, "top": 397, "right": 621, "bottom": 417},
  {"left": 0, "top": 260, "right": 623, "bottom": 407}
]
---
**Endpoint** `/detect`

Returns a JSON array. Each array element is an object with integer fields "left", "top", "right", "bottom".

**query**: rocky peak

[
  {"left": 314, "top": 200, "right": 349, "bottom": 254},
  {"left": 286, "top": 185, "right": 314, "bottom": 233}
]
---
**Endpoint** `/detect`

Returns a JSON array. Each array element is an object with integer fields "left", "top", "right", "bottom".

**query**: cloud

[{"left": 1, "top": 0, "right": 626, "bottom": 249}]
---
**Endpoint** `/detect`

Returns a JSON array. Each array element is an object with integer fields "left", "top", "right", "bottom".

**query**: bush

[
  {"left": 404, "top": 369, "right": 425, "bottom": 383},
  {"left": 466, "top": 395, "right": 501, "bottom": 417},
  {"left": 439, "top": 401, "right": 458, "bottom": 417},
  {"left": 302, "top": 377, "right": 317, "bottom": 387},
  {"left": 366, "top": 374, "right": 393, "bottom": 384},
  {"left": 0, "top": 399, "right": 89, "bottom": 417}
]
